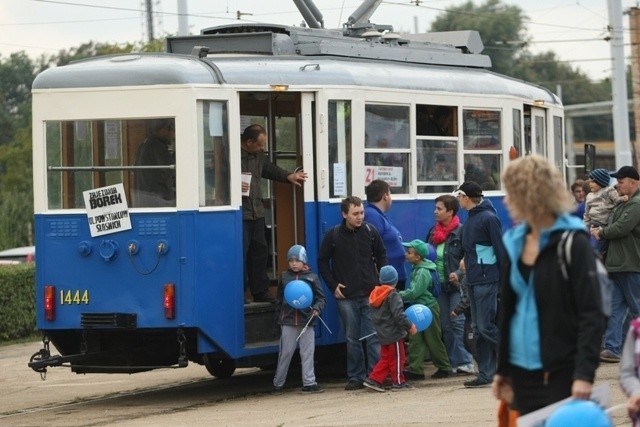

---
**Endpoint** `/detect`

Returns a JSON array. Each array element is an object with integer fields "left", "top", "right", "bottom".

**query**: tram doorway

[{"left": 239, "top": 92, "right": 309, "bottom": 301}]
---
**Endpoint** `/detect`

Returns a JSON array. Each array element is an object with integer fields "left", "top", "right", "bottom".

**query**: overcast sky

[{"left": 0, "top": 0, "right": 636, "bottom": 82}]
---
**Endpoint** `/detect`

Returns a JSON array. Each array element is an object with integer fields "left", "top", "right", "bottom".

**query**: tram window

[
  {"left": 416, "top": 139, "right": 457, "bottom": 182},
  {"left": 45, "top": 118, "right": 176, "bottom": 209},
  {"left": 464, "top": 154, "right": 501, "bottom": 191},
  {"left": 513, "top": 109, "right": 523, "bottom": 157},
  {"left": 200, "top": 101, "right": 230, "bottom": 207},
  {"left": 416, "top": 105, "right": 457, "bottom": 137},
  {"left": 463, "top": 110, "right": 501, "bottom": 150},
  {"left": 553, "top": 116, "right": 564, "bottom": 171},
  {"left": 364, "top": 104, "right": 409, "bottom": 149},
  {"left": 364, "top": 153, "right": 409, "bottom": 193},
  {"left": 328, "top": 100, "right": 352, "bottom": 198},
  {"left": 534, "top": 115, "right": 546, "bottom": 157}
]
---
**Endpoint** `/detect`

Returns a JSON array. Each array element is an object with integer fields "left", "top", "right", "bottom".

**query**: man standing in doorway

[
  {"left": 241, "top": 124, "right": 307, "bottom": 303},
  {"left": 365, "top": 180, "right": 407, "bottom": 289},
  {"left": 591, "top": 166, "right": 640, "bottom": 363},
  {"left": 455, "top": 181, "right": 505, "bottom": 388},
  {"left": 318, "top": 196, "right": 387, "bottom": 390}
]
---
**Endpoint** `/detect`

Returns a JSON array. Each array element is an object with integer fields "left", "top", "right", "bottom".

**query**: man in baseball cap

[
  {"left": 592, "top": 165, "right": 640, "bottom": 363},
  {"left": 610, "top": 165, "right": 640, "bottom": 181}
]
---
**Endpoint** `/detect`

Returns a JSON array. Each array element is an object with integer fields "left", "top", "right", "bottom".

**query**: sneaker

[
  {"left": 463, "top": 377, "right": 491, "bottom": 388},
  {"left": 403, "top": 370, "right": 425, "bottom": 381},
  {"left": 431, "top": 369, "right": 455, "bottom": 379},
  {"left": 600, "top": 349, "right": 621, "bottom": 363},
  {"left": 271, "top": 386, "right": 284, "bottom": 395},
  {"left": 363, "top": 378, "right": 385, "bottom": 392},
  {"left": 301, "top": 384, "right": 325, "bottom": 393},
  {"left": 382, "top": 378, "right": 393, "bottom": 390},
  {"left": 345, "top": 379, "right": 364, "bottom": 390},
  {"left": 456, "top": 363, "right": 475, "bottom": 375},
  {"left": 391, "top": 382, "right": 412, "bottom": 391}
]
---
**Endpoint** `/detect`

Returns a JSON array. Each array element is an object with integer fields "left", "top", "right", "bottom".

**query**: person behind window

[
  {"left": 133, "top": 119, "right": 176, "bottom": 207},
  {"left": 425, "top": 107, "right": 452, "bottom": 136},
  {"left": 427, "top": 155, "right": 455, "bottom": 181}
]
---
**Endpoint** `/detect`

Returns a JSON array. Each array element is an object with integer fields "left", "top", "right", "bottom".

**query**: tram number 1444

[{"left": 59, "top": 289, "right": 90, "bottom": 305}]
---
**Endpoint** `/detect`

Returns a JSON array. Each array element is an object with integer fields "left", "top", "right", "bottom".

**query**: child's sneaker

[
  {"left": 391, "top": 382, "right": 412, "bottom": 391},
  {"left": 301, "top": 384, "right": 324, "bottom": 393},
  {"left": 363, "top": 378, "right": 385, "bottom": 392}
]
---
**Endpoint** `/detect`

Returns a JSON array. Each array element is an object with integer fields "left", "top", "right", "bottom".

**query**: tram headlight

[
  {"left": 164, "top": 283, "right": 175, "bottom": 319},
  {"left": 44, "top": 285, "right": 55, "bottom": 321}
]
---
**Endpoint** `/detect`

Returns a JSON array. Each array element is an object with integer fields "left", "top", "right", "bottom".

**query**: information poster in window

[
  {"left": 333, "top": 163, "right": 346, "bottom": 196},
  {"left": 83, "top": 183, "right": 132, "bottom": 237},
  {"left": 364, "top": 166, "right": 403, "bottom": 187}
]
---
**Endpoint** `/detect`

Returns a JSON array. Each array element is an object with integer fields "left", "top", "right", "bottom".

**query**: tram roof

[{"left": 33, "top": 23, "right": 560, "bottom": 105}]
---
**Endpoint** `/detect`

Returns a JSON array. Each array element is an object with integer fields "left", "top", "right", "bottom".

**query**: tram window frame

[
  {"left": 553, "top": 116, "right": 564, "bottom": 171},
  {"left": 45, "top": 117, "right": 177, "bottom": 209},
  {"left": 364, "top": 103, "right": 410, "bottom": 194},
  {"left": 328, "top": 100, "right": 352, "bottom": 199},
  {"left": 199, "top": 101, "right": 231, "bottom": 207},
  {"left": 462, "top": 109, "right": 502, "bottom": 191}
]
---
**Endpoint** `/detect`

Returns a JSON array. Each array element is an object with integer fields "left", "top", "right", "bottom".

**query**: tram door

[
  {"left": 239, "top": 92, "right": 307, "bottom": 294},
  {"left": 524, "top": 105, "right": 547, "bottom": 157}
]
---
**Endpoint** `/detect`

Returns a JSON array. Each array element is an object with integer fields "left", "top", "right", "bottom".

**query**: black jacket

[
  {"left": 496, "top": 229, "right": 605, "bottom": 383},
  {"left": 318, "top": 222, "right": 388, "bottom": 298}
]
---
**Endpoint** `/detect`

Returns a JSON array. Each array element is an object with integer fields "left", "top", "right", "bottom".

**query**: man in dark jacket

[
  {"left": 241, "top": 124, "right": 307, "bottom": 303},
  {"left": 318, "top": 196, "right": 388, "bottom": 390},
  {"left": 456, "top": 181, "right": 505, "bottom": 388}
]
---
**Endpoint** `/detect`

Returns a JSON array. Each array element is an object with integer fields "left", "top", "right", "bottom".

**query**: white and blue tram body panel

[{"left": 31, "top": 23, "right": 561, "bottom": 374}]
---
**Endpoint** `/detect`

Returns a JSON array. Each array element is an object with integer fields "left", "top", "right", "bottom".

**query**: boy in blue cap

[
  {"left": 399, "top": 239, "right": 454, "bottom": 380},
  {"left": 272, "top": 244, "right": 326, "bottom": 394},
  {"left": 363, "top": 265, "right": 417, "bottom": 392}
]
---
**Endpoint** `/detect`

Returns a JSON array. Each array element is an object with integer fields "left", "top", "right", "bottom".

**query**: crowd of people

[{"left": 266, "top": 152, "right": 640, "bottom": 424}]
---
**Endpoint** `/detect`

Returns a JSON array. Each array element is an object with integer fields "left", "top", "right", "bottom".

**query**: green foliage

[
  {"left": 0, "top": 264, "right": 36, "bottom": 341},
  {"left": 430, "top": 0, "right": 527, "bottom": 76}
]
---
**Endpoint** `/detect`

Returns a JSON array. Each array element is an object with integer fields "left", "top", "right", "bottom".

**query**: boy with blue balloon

[
  {"left": 272, "top": 245, "right": 326, "bottom": 394},
  {"left": 363, "top": 265, "right": 417, "bottom": 392}
]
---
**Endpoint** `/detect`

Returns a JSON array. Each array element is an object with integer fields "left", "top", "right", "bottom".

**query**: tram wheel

[{"left": 203, "top": 354, "right": 236, "bottom": 379}]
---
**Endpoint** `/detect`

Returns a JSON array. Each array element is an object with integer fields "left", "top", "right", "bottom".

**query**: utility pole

[
  {"left": 145, "top": 0, "right": 155, "bottom": 43},
  {"left": 177, "top": 0, "right": 188, "bottom": 36},
  {"left": 629, "top": 7, "right": 640, "bottom": 168},
  {"left": 608, "top": 0, "right": 633, "bottom": 168}
]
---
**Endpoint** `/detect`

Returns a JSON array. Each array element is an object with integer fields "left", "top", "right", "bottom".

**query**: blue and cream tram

[{"left": 29, "top": 0, "right": 564, "bottom": 378}]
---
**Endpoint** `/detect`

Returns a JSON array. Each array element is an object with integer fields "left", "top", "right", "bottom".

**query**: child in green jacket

[{"left": 399, "top": 239, "right": 453, "bottom": 380}]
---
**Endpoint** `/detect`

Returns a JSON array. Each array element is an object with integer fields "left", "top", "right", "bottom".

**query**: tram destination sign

[{"left": 83, "top": 183, "right": 132, "bottom": 237}]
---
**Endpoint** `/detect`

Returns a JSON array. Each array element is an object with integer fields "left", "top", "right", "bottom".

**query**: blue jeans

[
  {"left": 603, "top": 272, "right": 640, "bottom": 355},
  {"left": 468, "top": 283, "right": 499, "bottom": 382},
  {"left": 336, "top": 297, "right": 380, "bottom": 382},
  {"left": 437, "top": 291, "right": 473, "bottom": 367}
]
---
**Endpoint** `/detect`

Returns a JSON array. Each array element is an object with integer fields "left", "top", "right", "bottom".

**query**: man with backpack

[
  {"left": 318, "top": 196, "right": 387, "bottom": 390},
  {"left": 455, "top": 181, "right": 505, "bottom": 388},
  {"left": 399, "top": 239, "right": 454, "bottom": 380}
]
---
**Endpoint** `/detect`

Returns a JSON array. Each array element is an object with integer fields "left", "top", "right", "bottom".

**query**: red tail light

[
  {"left": 44, "top": 285, "right": 55, "bottom": 321},
  {"left": 164, "top": 284, "right": 175, "bottom": 319}
]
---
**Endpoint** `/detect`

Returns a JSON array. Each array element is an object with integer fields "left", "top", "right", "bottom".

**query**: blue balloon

[
  {"left": 284, "top": 280, "right": 313, "bottom": 309},
  {"left": 546, "top": 400, "right": 612, "bottom": 427},
  {"left": 405, "top": 304, "right": 433, "bottom": 332},
  {"left": 426, "top": 243, "right": 437, "bottom": 261}
]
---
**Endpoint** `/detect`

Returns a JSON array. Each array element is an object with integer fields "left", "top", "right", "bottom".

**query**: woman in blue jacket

[{"left": 492, "top": 155, "right": 605, "bottom": 415}]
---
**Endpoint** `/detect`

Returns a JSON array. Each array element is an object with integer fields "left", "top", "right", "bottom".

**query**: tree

[{"left": 430, "top": 0, "right": 527, "bottom": 76}]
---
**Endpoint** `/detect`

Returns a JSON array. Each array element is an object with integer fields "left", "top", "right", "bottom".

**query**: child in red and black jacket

[{"left": 363, "top": 265, "right": 417, "bottom": 392}]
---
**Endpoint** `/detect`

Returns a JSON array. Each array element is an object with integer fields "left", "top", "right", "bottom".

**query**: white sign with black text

[{"left": 83, "top": 183, "right": 132, "bottom": 237}]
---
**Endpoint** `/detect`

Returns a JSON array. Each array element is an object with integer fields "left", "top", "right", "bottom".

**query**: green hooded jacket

[{"left": 399, "top": 259, "right": 438, "bottom": 308}]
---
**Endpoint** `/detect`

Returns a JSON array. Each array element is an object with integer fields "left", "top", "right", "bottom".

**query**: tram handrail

[{"left": 48, "top": 165, "right": 175, "bottom": 171}]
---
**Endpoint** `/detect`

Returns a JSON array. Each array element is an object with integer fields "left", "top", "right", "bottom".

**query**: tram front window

[{"left": 45, "top": 118, "right": 176, "bottom": 209}]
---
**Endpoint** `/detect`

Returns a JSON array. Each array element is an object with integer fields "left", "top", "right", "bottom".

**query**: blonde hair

[{"left": 502, "top": 155, "right": 573, "bottom": 222}]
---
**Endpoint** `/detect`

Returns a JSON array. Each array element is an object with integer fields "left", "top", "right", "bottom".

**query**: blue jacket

[
  {"left": 365, "top": 204, "right": 406, "bottom": 281},
  {"left": 498, "top": 214, "right": 604, "bottom": 382},
  {"left": 460, "top": 198, "right": 505, "bottom": 286}
]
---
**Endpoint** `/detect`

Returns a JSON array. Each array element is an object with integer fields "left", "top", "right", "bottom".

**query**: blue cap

[
  {"left": 287, "top": 244, "right": 307, "bottom": 264},
  {"left": 379, "top": 265, "right": 398, "bottom": 285}
]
